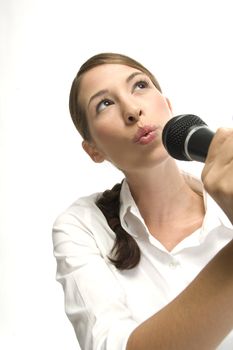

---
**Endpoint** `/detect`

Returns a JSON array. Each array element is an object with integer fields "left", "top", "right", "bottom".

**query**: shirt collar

[
  {"left": 119, "top": 179, "right": 141, "bottom": 225},
  {"left": 119, "top": 179, "right": 134, "bottom": 216}
]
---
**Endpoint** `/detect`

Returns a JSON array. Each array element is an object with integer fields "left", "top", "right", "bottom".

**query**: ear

[
  {"left": 82, "top": 140, "right": 105, "bottom": 163},
  {"left": 165, "top": 97, "right": 173, "bottom": 112}
]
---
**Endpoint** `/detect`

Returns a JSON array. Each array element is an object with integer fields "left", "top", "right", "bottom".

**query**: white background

[{"left": 1, "top": 0, "right": 233, "bottom": 349}]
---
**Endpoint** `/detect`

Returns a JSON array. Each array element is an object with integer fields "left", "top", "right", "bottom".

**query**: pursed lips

[{"left": 133, "top": 125, "right": 157, "bottom": 143}]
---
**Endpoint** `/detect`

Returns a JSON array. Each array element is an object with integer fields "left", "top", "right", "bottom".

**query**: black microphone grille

[{"left": 162, "top": 114, "right": 207, "bottom": 161}]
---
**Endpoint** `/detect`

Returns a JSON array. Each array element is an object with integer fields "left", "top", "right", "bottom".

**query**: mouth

[{"left": 133, "top": 125, "right": 158, "bottom": 145}]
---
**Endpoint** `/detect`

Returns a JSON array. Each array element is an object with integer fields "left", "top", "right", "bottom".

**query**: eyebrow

[
  {"left": 88, "top": 71, "right": 144, "bottom": 107},
  {"left": 126, "top": 71, "right": 144, "bottom": 83}
]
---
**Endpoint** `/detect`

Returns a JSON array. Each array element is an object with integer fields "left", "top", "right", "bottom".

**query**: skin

[
  {"left": 78, "top": 63, "right": 233, "bottom": 348},
  {"left": 202, "top": 127, "right": 233, "bottom": 224},
  {"left": 79, "top": 63, "right": 205, "bottom": 250},
  {"left": 79, "top": 64, "right": 172, "bottom": 169}
]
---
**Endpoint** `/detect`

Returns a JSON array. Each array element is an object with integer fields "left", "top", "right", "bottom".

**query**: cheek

[
  {"left": 89, "top": 121, "right": 120, "bottom": 146},
  {"left": 150, "top": 95, "right": 172, "bottom": 120},
  {"left": 151, "top": 95, "right": 168, "bottom": 111},
  {"left": 88, "top": 110, "right": 123, "bottom": 143}
]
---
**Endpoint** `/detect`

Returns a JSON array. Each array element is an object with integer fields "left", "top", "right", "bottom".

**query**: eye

[
  {"left": 96, "top": 99, "right": 114, "bottom": 113},
  {"left": 134, "top": 80, "right": 149, "bottom": 91}
]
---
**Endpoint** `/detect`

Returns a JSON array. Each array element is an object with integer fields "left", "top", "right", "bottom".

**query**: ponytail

[{"left": 96, "top": 183, "right": 141, "bottom": 270}]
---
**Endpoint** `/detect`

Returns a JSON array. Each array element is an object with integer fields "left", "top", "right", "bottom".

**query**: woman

[{"left": 53, "top": 53, "right": 233, "bottom": 349}]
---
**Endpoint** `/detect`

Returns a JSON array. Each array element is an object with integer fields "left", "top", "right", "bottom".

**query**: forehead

[{"left": 78, "top": 64, "right": 142, "bottom": 105}]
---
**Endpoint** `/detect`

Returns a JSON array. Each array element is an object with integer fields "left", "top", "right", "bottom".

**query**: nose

[{"left": 122, "top": 100, "right": 142, "bottom": 125}]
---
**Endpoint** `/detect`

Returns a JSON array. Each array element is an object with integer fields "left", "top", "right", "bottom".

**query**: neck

[{"left": 124, "top": 157, "right": 204, "bottom": 228}]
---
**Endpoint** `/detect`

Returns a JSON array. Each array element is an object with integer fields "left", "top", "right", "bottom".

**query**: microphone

[{"left": 162, "top": 114, "right": 215, "bottom": 162}]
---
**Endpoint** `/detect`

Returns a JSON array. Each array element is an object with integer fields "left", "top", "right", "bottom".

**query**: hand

[{"left": 201, "top": 128, "right": 233, "bottom": 224}]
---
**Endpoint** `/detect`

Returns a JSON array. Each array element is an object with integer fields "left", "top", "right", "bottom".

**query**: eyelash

[
  {"left": 133, "top": 79, "right": 150, "bottom": 90},
  {"left": 95, "top": 79, "right": 150, "bottom": 113},
  {"left": 96, "top": 98, "right": 113, "bottom": 113}
]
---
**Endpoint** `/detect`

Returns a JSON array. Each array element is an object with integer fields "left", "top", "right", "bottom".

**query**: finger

[
  {"left": 202, "top": 128, "right": 233, "bottom": 182},
  {"left": 205, "top": 128, "right": 233, "bottom": 165}
]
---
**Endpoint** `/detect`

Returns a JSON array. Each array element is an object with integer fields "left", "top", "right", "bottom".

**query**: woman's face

[{"left": 79, "top": 63, "right": 173, "bottom": 173}]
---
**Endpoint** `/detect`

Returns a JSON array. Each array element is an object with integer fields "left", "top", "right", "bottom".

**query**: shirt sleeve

[{"left": 52, "top": 209, "right": 138, "bottom": 350}]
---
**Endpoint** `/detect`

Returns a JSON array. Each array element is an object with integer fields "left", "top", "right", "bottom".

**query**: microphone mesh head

[{"left": 162, "top": 114, "right": 207, "bottom": 161}]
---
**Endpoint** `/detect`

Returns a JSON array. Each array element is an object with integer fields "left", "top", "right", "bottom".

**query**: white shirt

[{"left": 53, "top": 173, "right": 233, "bottom": 350}]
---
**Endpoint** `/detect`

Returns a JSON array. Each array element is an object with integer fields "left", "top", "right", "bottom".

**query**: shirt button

[{"left": 169, "top": 260, "right": 180, "bottom": 269}]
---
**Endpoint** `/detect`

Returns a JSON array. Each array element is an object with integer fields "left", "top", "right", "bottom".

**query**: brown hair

[
  {"left": 96, "top": 182, "right": 141, "bottom": 270},
  {"left": 69, "top": 53, "right": 162, "bottom": 270}
]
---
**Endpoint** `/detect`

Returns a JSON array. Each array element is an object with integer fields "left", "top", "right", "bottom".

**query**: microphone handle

[{"left": 185, "top": 126, "right": 215, "bottom": 162}]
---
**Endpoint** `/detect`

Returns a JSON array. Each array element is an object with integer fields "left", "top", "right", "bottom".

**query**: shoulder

[
  {"left": 53, "top": 192, "right": 103, "bottom": 230},
  {"left": 52, "top": 192, "right": 116, "bottom": 255}
]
